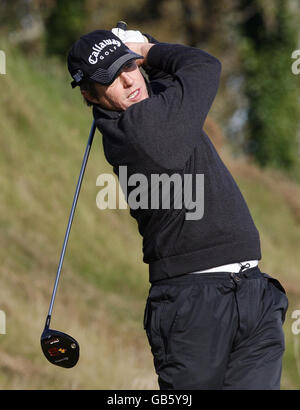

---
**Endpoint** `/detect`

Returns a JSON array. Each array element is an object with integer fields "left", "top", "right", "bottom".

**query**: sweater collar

[{"left": 93, "top": 103, "right": 121, "bottom": 120}]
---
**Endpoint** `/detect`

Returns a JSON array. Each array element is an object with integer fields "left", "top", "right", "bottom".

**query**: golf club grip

[
  {"left": 117, "top": 21, "right": 127, "bottom": 30},
  {"left": 47, "top": 120, "right": 96, "bottom": 320}
]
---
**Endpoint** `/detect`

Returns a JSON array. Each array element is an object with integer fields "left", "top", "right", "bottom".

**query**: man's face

[{"left": 83, "top": 60, "right": 149, "bottom": 111}]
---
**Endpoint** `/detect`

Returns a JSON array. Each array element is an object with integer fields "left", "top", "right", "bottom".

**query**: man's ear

[{"left": 80, "top": 89, "right": 99, "bottom": 105}]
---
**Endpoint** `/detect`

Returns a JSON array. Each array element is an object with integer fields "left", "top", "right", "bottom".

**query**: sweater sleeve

[
  {"left": 141, "top": 33, "right": 173, "bottom": 83},
  {"left": 146, "top": 42, "right": 222, "bottom": 130},
  {"left": 121, "top": 43, "right": 222, "bottom": 170}
]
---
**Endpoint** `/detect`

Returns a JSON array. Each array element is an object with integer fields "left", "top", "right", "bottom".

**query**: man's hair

[{"left": 79, "top": 78, "right": 99, "bottom": 106}]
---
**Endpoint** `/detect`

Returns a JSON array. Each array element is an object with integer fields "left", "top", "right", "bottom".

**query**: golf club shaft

[
  {"left": 46, "top": 20, "right": 125, "bottom": 327},
  {"left": 47, "top": 120, "right": 97, "bottom": 321}
]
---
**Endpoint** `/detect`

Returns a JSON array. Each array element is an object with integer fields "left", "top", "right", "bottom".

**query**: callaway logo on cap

[{"left": 67, "top": 30, "right": 143, "bottom": 88}]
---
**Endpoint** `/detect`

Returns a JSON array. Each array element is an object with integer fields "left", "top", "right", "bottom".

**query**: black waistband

[{"left": 151, "top": 266, "right": 262, "bottom": 286}]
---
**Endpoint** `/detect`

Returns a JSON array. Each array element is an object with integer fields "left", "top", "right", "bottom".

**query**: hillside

[{"left": 0, "top": 44, "right": 299, "bottom": 390}]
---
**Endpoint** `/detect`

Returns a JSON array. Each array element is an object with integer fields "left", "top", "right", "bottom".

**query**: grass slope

[{"left": 0, "top": 44, "right": 299, "bottom": 389}]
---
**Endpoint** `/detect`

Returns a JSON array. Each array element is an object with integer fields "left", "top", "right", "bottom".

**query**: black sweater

[{"left": 93, "top": 38, "right": 261, "bottom": 283}]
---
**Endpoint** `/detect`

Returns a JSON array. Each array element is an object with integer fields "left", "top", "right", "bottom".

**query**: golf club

[
  {"left": 41, "top": 20, "right": 127, "bottom": 369},
  {"left": 41, "top": 120, "right": 96, "bottom": 368},
  {"left": 116, "top": 20, "right": 127, "bottom": 31}
]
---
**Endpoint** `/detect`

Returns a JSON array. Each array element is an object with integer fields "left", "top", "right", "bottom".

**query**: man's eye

[{"left": 123, "top": 61, "right": 135, "bottom": 70}]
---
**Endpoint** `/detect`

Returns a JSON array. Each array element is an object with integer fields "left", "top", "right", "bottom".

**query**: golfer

[{"left": 67, "top": 27, "right": 288, "bottom": 390}]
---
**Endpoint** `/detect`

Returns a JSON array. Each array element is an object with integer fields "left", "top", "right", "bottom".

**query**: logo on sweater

[
  {"left": 88, "top": 39, "right": 121, "bottom": 64},
  {"left": 96, "top": 166, "right": 204, "bottom": 221}
]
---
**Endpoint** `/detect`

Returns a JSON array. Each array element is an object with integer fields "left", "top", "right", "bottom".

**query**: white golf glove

[{"left": 111, "top": 28, "right": 146, "bottom": 43}]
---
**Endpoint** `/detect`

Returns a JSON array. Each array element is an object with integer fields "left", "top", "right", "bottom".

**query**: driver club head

[{"left": 41, "top": 327, "right": 79, "bottom": 368}]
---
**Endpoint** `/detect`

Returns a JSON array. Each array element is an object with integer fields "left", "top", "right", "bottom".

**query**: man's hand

[
  {"left": 125, "top": 42, "right": 154, "bottom": 66},
  {"left": 111, "top": 28, "right": 148, "bottom": 44},
  {"left": 111, "top": 26, "right": 153, "bottom": 66}
]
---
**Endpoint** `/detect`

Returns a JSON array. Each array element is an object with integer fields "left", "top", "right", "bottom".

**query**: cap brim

[{"left": 89, "top": 51, "right": 143, "bottom": 85}]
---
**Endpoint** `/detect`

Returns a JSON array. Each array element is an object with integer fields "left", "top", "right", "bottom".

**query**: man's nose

[{"left": 119, "top": 71, "right": 134, "bottom": 87}]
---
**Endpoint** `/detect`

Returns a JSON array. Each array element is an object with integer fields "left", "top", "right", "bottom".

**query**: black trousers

[{"left": 143, "top": 267, "right": 288, "bottom": 390}]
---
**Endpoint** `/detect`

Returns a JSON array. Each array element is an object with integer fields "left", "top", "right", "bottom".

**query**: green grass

[{"left": 0, "top": 42, "right": 299, "bottom": 389}]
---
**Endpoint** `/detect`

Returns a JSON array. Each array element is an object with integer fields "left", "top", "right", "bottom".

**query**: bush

[{"left": 238, "top": 0, "right": 299, "bottom": 171}]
